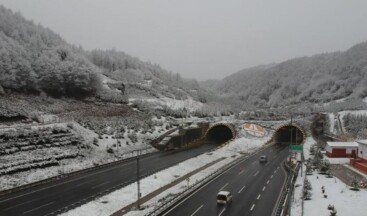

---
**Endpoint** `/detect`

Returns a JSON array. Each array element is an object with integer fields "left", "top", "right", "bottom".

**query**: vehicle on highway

[
  {"left": 259, "top": 155, "right": 268, "bottom": 163},
  {"left": 217, "top": 191, "right": 232, "bottom": 205}
]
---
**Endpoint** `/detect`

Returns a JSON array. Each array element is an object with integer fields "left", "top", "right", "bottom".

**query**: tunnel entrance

[
  {"left": 205, "top": 124, "right": 236, "bottom": 144},
  {"left": 273, "top": 125, "right": 305, "bottom": 145}
]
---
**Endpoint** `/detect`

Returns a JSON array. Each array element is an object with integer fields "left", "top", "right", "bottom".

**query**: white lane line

[
  {"left": 257, "top": 194, "right": 261, "bottom": 200},
  {"left": 274, "top": 170, "right": 277, "bottom": 174},
  {"left": 277, "top": 166, "right": 280, "bottom": 169},
  {"left": 267, "top": 180, "right": 270, "bottom": 184},
  {"left": 0, "top": 162, "right": 131, "bottom": 203},
  {"left": 190, "top": 204, "right": 204, "bottom": 216},
  {"left": 253, "top": 171, "right": 259, "bottom": 177},
  {"left": 250, "top": 204, "right": 255, "bottom": 211},
  {"left": 238, "top": 185, "right": 246, "bottom": 193},
  {"left": 91, "top": 181, "right": 110, "bottom": 189},
  {"left": 218, "top": 207, "right": 226, "bottom": 216},
  {"left": 5, "top": 198, "right": 39, "bottom": 210},
  {"left": 262, "top": 186, "right": 266, "bottom": 191},
  {"left": 271, "top": 175, "right": 274, "bottom": 179},
  {"left": 22, "top": 201, "right": 54, "bottom": 215},
  {"left": 238, "top": 168, "right": 245, "bottom": 175},
  {"left": 219, "top": 183, "right": 229, "bottom": 191},
  {"left": 76, "top": 179, "right": 96, "bottom": 187}
]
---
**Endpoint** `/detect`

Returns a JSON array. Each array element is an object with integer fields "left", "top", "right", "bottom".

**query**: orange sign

[{"left": 243, "top": 123, "right": 266, "bottom": 137}]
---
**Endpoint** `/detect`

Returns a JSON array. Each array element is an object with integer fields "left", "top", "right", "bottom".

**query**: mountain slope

[{"left": 211, "top": 42, "right": 367, "bottom": 107}]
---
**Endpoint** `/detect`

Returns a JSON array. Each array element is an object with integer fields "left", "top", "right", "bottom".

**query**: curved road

[
  {"left": 161, "top": 144, "right": 289, "bottom": 216},
  {"left": 0, "top": 142, "right": 216, "bottom": 216}
]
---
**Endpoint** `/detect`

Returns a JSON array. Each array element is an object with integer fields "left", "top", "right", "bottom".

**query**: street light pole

[{"left": 136, "top": 151, "right": 141, "bottom": 210}]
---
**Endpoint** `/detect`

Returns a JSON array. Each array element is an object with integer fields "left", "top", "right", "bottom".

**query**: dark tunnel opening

[
  {"left": 274, "top": 125, "right": 304, "bottom": 145},
  {"left": 205, "top": 125, "right": 235, "bottom": 144}
]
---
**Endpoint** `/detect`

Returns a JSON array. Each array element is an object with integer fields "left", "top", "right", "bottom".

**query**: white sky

[{"left": 1, "top": 0, "right": 367, "bottom": 80}]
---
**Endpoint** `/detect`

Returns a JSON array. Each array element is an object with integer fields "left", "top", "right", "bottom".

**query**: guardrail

[
  {"left": 274, "top": 161, "right": 301, "bottom": 216},
  {"left": 0, "top": 146, "right": 155, "bottom": 197},
  {"left": 145, "top": 143, "right": 272, "bottom": 216}
]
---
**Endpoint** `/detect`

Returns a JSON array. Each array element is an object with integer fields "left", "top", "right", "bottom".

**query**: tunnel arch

[
  {"left": 272, "top": 124, "right": 306, "bottom": 145},
  {"left": 204, "top": 123, "right": 236, "bottom": 144}
]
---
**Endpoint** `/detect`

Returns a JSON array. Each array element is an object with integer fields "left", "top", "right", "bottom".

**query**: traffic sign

[{"left": 289, "top": 145, "right": 303, "bottom": 151}]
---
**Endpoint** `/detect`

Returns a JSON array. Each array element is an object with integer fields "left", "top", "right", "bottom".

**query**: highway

[
  {"left": 162, "top": 144, "right": 289, "bottom": 216},
  {"left": 0, "top": 143, "right": 215, "bottom": 216}
]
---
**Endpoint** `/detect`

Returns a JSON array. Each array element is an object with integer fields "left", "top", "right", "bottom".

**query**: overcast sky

[{"left": 1, "top": 0, "right": 367, "bottom": 80}]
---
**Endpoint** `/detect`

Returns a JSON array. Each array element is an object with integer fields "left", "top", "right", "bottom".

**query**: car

[
  {"left": 217, "top": 191, "right": 232, "bottom": 205},
  {"left": 259, "top": 155, "right": 267, "bottom": 163}
]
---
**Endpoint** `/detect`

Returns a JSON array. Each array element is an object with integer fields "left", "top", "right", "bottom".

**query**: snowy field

[
  {"left": 291, "top": 137, "right": 367, "bottom": 216},
  {"left": 61, "top": 136, "right": 270, "bottom": 216}
]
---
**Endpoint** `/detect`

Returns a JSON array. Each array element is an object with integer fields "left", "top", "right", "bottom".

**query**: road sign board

[{"left": 289, "top": 145, "right": 303, "bottom": 151}]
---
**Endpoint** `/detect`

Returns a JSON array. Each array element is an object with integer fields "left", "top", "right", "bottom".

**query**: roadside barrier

[
  {"left": 145, "top": 143, "right": 273, "bottom": 216},
  {"left": 274, "top": 160, "right": 301, "bottom": 216},
  {"left": 0, "top": 146, "right": 155, "bottom": 196}
]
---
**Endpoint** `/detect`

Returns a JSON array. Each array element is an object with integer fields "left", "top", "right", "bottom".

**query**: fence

[
  {"left": 145, "top": 144, "right": 272, "bottom": 216},
  {"left": 274, "top": 161, "right": 301, "bottom": 216},
  {"left": 0, "top": 146, "right": 155, "bottom": 197}
]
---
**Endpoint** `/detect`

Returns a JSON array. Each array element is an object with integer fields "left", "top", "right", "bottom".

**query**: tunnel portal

[
  {"left": 273, "top": 124, "right": 305, "bottom": 145},
  {"left": 205, "top": 123, "right": 236, "bottom": 144}
]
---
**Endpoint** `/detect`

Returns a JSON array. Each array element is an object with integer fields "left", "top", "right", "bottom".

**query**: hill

[{"left": 209, "top": 43, "right": 367, "bottom": 107}]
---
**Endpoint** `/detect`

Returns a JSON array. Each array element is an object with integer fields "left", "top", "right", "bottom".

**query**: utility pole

[{"left": 136, "top": 151, "right": 141, "bottom": 210}]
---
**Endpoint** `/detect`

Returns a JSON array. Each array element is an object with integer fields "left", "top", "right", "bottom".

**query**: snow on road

[{"left": 61, "top": 136, "right": 269, "bottom": 216}]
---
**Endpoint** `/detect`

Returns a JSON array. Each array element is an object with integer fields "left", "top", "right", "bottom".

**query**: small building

[
  {"left": 350, "top": 140, "right": 367, "bottom": 174},
  {"left": 325, "top": 141, "right": 358, "bottom": 158},
  {"left": 357, "top": 140, "right": 367, "bottom": 161}
]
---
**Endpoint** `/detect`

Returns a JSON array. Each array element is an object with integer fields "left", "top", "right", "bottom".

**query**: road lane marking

[
  {"left": 76, "top": 178, "right": 96, "bottom": 187},
  {"left": 257, "top": 194, "right": 261, "bottom": 200},
  {"left": 271, "top": 175, "right": 274, "bottom": 179},
  {"left": 267, "top": 180, "right": 270, "bottom": 184},
  {"left": 250, "top": 204, "right": 255, "bottom": 211},
  {"left": 0, "top": 161, "right": 133, "bottom": 203},
  {"left": 238, "top": 185, "right": 246, "bottom": 193},
  {"left": 5, "top": 198, "right": 39, "bottom": 210},
  {"left": 91, "top": 181, "right": 110, "bottom": 189},
  {"left": 238, "top": 168, "right": 245, "bottom": 175},
  {"left": 262, "top": 186, "right": 266, "bottom": 191},
  {"left": 218, "top": 207, "right": 226, "bottom": 216},
  {"left": 253, "top": 171, "right": 259, "bottom": 177},
  {"left": 274, "top": 170, "right": 277, "bottom": 174},
  {"left": 190, "top": 204, "right": 203, "bottom": 216},
  {"left": 22, "top": 201, "right": 54, "bottom": 215},
  {"left": 265, "top": 162, "right": 269, "bottom": 166},
  {"left": 277, "top": 166, "right": 280, "bottom": 169},
  {"left": 219, "top": 183, "right": 229, "bottom": 191}
]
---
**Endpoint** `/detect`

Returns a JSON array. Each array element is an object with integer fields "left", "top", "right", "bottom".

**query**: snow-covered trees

[
  {"left": 210, "top": 41, "right": 367, "bottom": 107},
  {"left": 0, "top": 6, "right": 102, "bottom": 97}
]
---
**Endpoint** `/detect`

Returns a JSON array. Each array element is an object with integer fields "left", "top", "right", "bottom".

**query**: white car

[
  {"left": 259, "top": 155, "right": 268, "bottom": 163},
  {"left": 217, "top": 191, "right": 232, "bottom": 205}
]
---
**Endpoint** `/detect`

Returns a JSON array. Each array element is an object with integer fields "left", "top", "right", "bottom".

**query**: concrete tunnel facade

[
  {"left": 204, "top": 123, "right": 237, "bottom": 144},
  {"left": 272, "top": 124, "right": 306, "bottom": 145}
]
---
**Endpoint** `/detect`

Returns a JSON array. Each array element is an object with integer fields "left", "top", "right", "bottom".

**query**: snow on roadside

[
  {"left": 61, "top": 136, "right": 269, "bottom": 216},
  {"left": 291, "top": 137, "right": 367, "bottom": 216},
  {"left": 327, "top": 113, "right": 336, "bottom": 134}
]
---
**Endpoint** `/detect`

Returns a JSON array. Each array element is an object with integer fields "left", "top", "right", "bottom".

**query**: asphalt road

[
  {"left": 0, "top": 143, "right": 216, "bottom": 216},
  {"left": 162, "top": 144, "right": 289, "bottom": 216}
]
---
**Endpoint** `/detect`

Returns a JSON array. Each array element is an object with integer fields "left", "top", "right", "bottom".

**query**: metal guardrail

[
  {"left": 0, "top": 147, "right": 155, "bottom": 196},
  {"left": 145, "top": 144, "right": 272, "bottom": 216},
  {"left": 274, "top": 161, "right": 301, "bottom": 216}
]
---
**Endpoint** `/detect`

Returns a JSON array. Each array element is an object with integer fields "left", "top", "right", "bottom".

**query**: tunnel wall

[
  {"left": 204, "top": 123, "right": 236, "bottom": 144},
  {"left": 272, "top": 123, "right": 306, "bottom": 145}
]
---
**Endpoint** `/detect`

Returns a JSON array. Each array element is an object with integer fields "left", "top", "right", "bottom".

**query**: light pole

[{"left": 136, "top": 151, "right": 141, "bottom": 210}]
